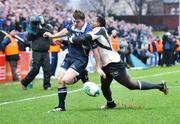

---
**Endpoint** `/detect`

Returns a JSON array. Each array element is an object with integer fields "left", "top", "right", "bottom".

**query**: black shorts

[{"left": 102, "top": 61, "right": 127, "bottom": 79}]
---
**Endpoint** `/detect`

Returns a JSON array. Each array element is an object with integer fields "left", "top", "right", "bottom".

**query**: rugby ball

[{"left": 83, "top": 82, "right": 101, "bottom": 97}]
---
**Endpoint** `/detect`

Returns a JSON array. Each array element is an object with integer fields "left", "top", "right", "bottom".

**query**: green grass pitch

[{"left": 0, "top": 65, "right": 180, "bottom": 124}]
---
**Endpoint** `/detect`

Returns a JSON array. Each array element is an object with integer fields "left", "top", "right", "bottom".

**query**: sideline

[{"left": 0, "top": 70, "right": 179, "bottom": 106}]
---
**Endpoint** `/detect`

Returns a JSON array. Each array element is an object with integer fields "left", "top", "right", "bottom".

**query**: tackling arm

[
  {"left": 71, "top": 34, "right": 92, "bottom": 44},
  {"left": 71, "top": 27, "right": 101, "bottom": 44},
  {"left": 92, "top": 48, "right": 106, "bottom": 79}
]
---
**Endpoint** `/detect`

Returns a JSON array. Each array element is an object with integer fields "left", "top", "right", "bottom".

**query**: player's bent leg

[
  {"left": 114, "top": 74, "right": 139, "bottom": 90},
  {"left": 115, "top": 74, "right": 168, "bottom": 94}
]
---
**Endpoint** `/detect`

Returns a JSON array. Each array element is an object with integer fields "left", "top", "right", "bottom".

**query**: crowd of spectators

[
  {"left": 0, "top": 0, "right": 152, "bottom": 34},
  {"left": 0, "top": 0, "right": 179, "bottom": 67},
  {"left": 0, "top": 0, "right": 73, "bottom": 32}
]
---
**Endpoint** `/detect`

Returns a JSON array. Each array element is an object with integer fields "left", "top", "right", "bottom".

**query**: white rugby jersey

[{"left": 88, "top": 27, "right": 120, "bottom": 66}]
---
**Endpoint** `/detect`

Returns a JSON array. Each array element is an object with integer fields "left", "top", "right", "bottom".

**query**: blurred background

[
  {"left": 0, "top": 0, "right": 179, "bottom": 33},
  {"left": 0, "top": 0, "right": 180, "bottom": 82}
]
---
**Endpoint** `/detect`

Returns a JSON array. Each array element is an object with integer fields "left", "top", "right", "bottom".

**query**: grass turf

[{"left": 0, "top": 65, "right": 180, "bottom": 124}]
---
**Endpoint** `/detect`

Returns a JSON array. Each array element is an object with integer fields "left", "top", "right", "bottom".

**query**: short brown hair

[{"left": 73, "top": 10, "right": 85, "bottom": 20}]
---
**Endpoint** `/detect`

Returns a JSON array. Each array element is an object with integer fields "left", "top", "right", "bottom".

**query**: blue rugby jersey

[{"left": 65, "top": 22, "right": 97, "bottom": 61}]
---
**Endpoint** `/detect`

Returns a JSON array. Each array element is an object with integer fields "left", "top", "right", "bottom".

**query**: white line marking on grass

[
  {"left": 132, "top": 70, "right": 180, "bottom": 80},
  {"left": 0, "top": 70, "right": 179, "bottom": 106},
  {"left": 0, "top": 89, "right": 83, "bottom": 106}
]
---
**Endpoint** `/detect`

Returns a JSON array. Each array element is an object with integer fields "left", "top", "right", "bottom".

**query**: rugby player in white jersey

[{"left": 71, "top": 15, "right": 168, "bottom": 109}]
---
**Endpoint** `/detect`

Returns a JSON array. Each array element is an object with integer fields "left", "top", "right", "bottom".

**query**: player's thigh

[
  {"left": 61, "top": 68, "right": 79, "bottom": 84},
  {"left": 110, "top": 66, "right": 137, "bottom": 88},
  {"left": 69, "top": 59, "right": 87, "bottom": 82},
  {"left": 107, "top": 61, "right": 128, "bottom": 83},
  {"left": 61, "top": 57, "right": 87, "bottom": 84}
]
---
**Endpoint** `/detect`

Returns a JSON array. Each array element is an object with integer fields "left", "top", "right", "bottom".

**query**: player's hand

[
  {"left": 53, "top": 41, "right": 61, "bottom": 45},
  {"left": 96, "top": 68, "right": 106, "bottom": 79},
  {"left": 43, "top": 32, "right": 53, "bottom": 38}
]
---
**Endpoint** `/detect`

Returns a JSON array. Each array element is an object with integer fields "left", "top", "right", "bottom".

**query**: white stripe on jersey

[
  {"left": 71, "top": 22, "right": 88, "bottom": 33},
  {"left": 89, "top": 27, "right": 120, "bottom": 66}
]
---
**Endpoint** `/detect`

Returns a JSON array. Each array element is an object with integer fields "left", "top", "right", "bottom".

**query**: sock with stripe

[
  {"left": 138, "top": 80, "right": 163, "bottom": 90},
  {"left": 57, "top": 86, "right": 67, "bottom": 110}
]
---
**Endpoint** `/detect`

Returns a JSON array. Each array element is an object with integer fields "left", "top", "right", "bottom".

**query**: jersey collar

[{"left": 71, "top": 22, "right": 88, "bottom": 32}]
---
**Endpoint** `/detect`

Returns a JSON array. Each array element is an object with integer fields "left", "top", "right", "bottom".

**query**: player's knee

[
  {"left": 58, "top": 78, "right": 65, "bottom": 87},
  {"left": 58, "top": 79, "right": 62, "bottom": 85},
  {"left": 61, "top": 78, "right": 68, "bottom": 84},
  {"left": 61, "top": 78, "right": 74, "bottom": 84}
]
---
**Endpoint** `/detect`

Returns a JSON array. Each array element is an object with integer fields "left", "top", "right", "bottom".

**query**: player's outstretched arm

[{"left": 43, "top": 28, "right": 69, "bottom": 39}]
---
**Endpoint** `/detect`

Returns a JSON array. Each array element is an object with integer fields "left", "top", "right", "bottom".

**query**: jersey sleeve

[
  {"left": 90, "top": 39, "right": 98, "bottom": 49},
  {"left": 88, "top": 27, "right": 101, "bottom": 40},
  {"left": 65, "top": 24, "right": 72, "bottom": 32}
]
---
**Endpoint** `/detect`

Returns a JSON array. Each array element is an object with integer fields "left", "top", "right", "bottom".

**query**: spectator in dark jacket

[
  {"left": 21, "top": 15, "right": 52, "bottom": 90},
  {"left": 162, "top": 32, "right": 172, "bottom": 66}
]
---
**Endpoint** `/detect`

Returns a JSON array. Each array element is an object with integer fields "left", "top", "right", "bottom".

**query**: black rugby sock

[
  {"left": 81, "top": 70, "right": 89, "bottom": 83},
  {"left": 138, "top": 81, "right": 163, "bottom": 90},
  {"left": 102, "top": 88, "right": 112, "bottom": 101},
  {"left": 57, "top": 87, "right": 67, "bottom": 109}
]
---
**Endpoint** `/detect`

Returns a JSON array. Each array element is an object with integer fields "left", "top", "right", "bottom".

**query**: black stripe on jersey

[
  {"left": 94, "top": 27, "right": 112, "bottom": 50},
  {"left": 97, "top": 42, "right": 112, "bottom": 50},
  {"left": 94, "top": 28, "right": 109, "bottom": 44}
]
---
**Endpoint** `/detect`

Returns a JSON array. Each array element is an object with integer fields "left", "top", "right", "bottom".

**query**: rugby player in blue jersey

[
  {"left": 71, "top": 15, "right": 168, "bottom": 109},
  {"left": 44, "top": 10, "right": 105, "bottom": 112}
]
